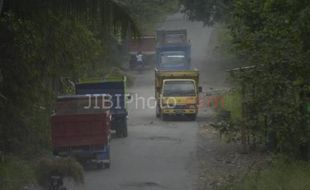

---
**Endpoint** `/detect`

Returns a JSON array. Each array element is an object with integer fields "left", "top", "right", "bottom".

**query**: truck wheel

[
  {"left": 97, "top": 162, "right": 104, "bottom": 169},
  {"left": 156, "top": 105, "right": 160, "bottom": 118},
  {"left": 105, "top": 145, "right": 111, "bottom": 169},
  {"left": 189, "top": 114, "right": 197, "bottom": 121},
  {"left": 122, "top": 118, "right": 128, "bottom": 137},
  {"left": 161, "top": 113, "right": 168, "bottom": 121},
  {"left": 116, "top": 127, "right": 122, "bottom": 138},
  {"left": 104, "top": 163, "right": 110, "bottom": 169}
]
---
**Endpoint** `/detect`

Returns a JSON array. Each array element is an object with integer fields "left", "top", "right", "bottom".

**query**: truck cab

[
  {"left": 156, "top": 44, "right": 191, "bottom": 70},
  {"left": 155, "top": 69, "right": 201, "bottom": 120},
  {"left": 156, "top": 29, "right": 191, "bottom": 70}
]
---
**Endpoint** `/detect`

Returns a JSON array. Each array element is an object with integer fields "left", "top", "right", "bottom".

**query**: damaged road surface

[
  {"left": 66, "top": 70, "right": 198, "bottom": 190},
  {"left": 67, "top": 13, "right": 213, "bottom": 190}
]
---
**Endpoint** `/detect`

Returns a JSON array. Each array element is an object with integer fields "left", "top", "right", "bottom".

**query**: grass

[
  {"left": 0, "top": 157, "right": 36, "bottom": 190},
  {"left": 218, "top": 159, "right": 310, "bottom": 190},
  {"left": 0, "top": 156, "right": 84, "bottom": 190},
  {"left": 221, "top": 90, "right": 242, "bottom": 122},
  {"left": 35, "top": 157, "right": 84, "bottom": 188},
  {"left": 105, "top": 67, "right": 135, "bottom": 87}
]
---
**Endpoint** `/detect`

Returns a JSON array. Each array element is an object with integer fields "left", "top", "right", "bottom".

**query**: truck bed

[
  {"left": 155, "top": 69, "right": 199, "bottom": 88},
  {"left": 129, "top": 35, "right": 156, "bottom": 54},
  {"left": 156, "top": 29, "right": 188, "bottom": 45},
  {"left": 51, "top": 112, "right": 110, "bottom": 148}
]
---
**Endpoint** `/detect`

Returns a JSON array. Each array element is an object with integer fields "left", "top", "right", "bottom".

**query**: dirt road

[{"left": 67, "top": 13, "right": 217, "bottom": 190}]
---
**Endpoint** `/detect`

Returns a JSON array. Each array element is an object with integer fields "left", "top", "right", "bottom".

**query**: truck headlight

[{"left": 161, "top": 103, "right": 175, "bottom": 108}]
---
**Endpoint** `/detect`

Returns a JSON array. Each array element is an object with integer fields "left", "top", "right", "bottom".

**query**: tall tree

[
  {"left": 181, "top": 0, "right": 233, "bottom": 25},
  {"left": 0, "top": 0, "right": 3, "bottom": 14},
  {"left": 182, "top": 0, "right": 310, "bottom": 157}
]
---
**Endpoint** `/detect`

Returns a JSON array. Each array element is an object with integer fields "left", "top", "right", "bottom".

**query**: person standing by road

[{"left": 136, "top": 51, "right": 144, "bottom": 72}]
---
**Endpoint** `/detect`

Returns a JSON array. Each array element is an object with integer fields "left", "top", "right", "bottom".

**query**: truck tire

[
  {"left": 189, "top": 114, "right": 197, "bottom": 121},
  {"left": 156, "top": 105, "right": 160, "bottom": 118},
  {"left": 115, "top": 127, "right": 122, "bottom": 138},
  {"left": 97, "top": 162, "right": 104, "bottom": 169},
  {"left": 161, "top": 113, "right": 168, "bottom": 121},
  {"left": 122, "top": 118, "right": 128, "bottom": 137},
  {"left": 105, "top": 145, "right": 111, "bottom": 168},
  {"left": 100, "top": 145, "right": 111, "bottom": 169},
  {"left": 104, "top": 163, "right": 110, "bottom": 169}
]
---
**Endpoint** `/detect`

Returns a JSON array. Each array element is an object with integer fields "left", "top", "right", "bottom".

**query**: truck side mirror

[
  {"left": 127, "top": 95, "right": 132, "bottom": 100},
  {"left": 126, "top": 94, "right": 132, "bottom": 100},
  {"left": 198, "top": 87, "right": 203, "bottom": 93}
]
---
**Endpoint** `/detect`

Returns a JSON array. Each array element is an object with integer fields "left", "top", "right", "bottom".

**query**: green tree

[
  {"left": 181, "top": 0, "right": 233, "bottom": 25},
  {"left": 0, "top": 0, "right": 138, "bottom": 156},
  {"left": 182, "top": 0, "right": 310, "bottom": 158}
]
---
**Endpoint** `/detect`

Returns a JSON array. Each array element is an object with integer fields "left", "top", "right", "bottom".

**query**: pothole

[
  {"left": 121, "top": 181, "right": 165, "bottom": 189},
  {"left": 140, "top": 136, "right": 182, "bottom": 143}
]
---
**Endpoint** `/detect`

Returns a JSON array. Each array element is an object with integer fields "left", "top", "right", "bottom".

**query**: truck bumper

[
  {"left": 162, "top": 108, "right": 197, "bottom": 115},
  {"left": 54, "top": 144, "right": 110, "bottom": 164}
]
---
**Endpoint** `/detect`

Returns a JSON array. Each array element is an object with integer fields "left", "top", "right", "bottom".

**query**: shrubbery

[
  {"left": 183, "top": 0, "right": 310, "bottom": 159},
  {"left": 219, "top": 158, "right": 310, "bottom": 190}
]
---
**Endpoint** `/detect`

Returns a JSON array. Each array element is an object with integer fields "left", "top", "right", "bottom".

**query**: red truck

[
  {"left": 128, "top": 35, "right": 156, "bottom": 70},
  {"left": 51, "top": 95, "right": 111, "bottom": 169}
]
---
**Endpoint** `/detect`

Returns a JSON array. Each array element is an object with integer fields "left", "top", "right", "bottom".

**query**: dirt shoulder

[
  {"left": 196, "top": 116, "right": 268, "bottom": 189},
  {"left": 195, "top": 25, "right": 269, "bottom": 190}
]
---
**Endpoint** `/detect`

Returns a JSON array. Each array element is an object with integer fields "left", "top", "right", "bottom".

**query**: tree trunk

[{"left": 0, "top": 0, "right": 3, "bottom": 15}]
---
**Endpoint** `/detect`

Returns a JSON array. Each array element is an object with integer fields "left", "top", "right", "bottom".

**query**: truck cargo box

[
  {"left": 155, "top": 69, "right": 199, "bottom": 90},
  {"left": 128, "top": 35, "right": 156, "bottom": 55},
  {"left": 51, "top": 95, "right": 111, "bottom": 168},
  {"left": 155, "top": 30, "right": 191, "bottom": 70},
  {"left": 156, "top": 29, "right": 188, "bottom": 45},
  {"left": 51, "top": 113, "right": 110, "bottom": 148},
  {"left": 51, "top": 95, "right": 111, "bottom": 149}
]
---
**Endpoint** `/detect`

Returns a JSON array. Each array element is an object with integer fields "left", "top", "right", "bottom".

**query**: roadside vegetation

[
  {"left": 182, "top": 0, "right": 310, "bottom": 189},
  {"left": 0, "top": 0, "right": 179, "bottom": 189},
  {"left": 218, "top": 158, "right": 310, "bottom": 190}
]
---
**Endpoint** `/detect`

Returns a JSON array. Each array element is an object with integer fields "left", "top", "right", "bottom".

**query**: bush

[
  {"left": 222, "top": 90, "right": 242, "bottom": 122},
  {"left": 35, "top": 157, "right": 84, "bottom": 188},
  {"left": 210, "top": 90, "right": 242, "bottom": 143},
  {"left": 0, "top": 157, "right": 36, "bottom": 190},
  {"left": 220, "top": 159, "right": 310, "bottom": 190}
]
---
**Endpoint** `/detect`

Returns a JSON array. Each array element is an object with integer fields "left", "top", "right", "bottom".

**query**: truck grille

[{"left": 171, "top": 105, "right": 187, "bottom": 109}]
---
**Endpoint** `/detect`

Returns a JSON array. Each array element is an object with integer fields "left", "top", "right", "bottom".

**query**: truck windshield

[
  {"left": 163, "top": 81, "right": 196, "bottom": 97},
  {"left": 165, "top": 34, "right": 186, "bottom": 44},
  {"left": 160, "top": 51, "right": 186, "bottom": 67}
]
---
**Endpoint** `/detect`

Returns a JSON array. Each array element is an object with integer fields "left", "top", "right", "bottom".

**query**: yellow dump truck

[{"left": 155, "top": 69, "right": 202, "bottom": 120}]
